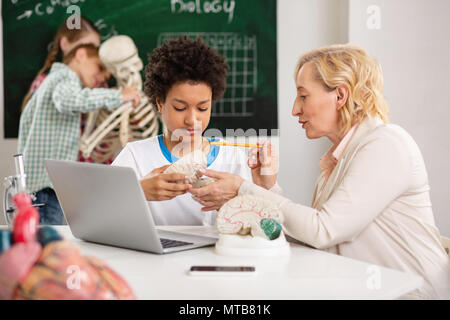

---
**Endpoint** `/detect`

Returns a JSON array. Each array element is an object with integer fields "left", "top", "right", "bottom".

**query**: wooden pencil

[{"left": 209, "top": 141, "right": 262, "bottom": 148}]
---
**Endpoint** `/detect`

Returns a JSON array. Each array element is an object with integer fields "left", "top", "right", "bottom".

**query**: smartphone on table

[{"left": 189, "top": 266, "right": 256, "bottom": 276}]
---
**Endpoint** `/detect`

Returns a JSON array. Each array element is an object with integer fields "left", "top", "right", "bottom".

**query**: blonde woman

[{"left": 189, "top": 44, "right": 450, "bottom": 299}]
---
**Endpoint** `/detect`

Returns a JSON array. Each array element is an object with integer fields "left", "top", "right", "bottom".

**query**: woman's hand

[
  {"left": 140, "top": 165, "right": 191, "bottom": 201},
  {"left": 248, "top": 140, "right": 278, "bottom": 190},
  {"left": 188, "top": 170, "right": 244, "bottom": 211}
]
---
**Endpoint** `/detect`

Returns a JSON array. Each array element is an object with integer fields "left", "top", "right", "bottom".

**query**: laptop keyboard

[{"left": 160, "top": 238, "right": 193, "bottom": 249}]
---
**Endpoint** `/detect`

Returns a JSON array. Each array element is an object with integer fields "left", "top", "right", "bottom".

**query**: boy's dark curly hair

[{"left": 144, "top": 36, "right": 229, "bottom": 106}]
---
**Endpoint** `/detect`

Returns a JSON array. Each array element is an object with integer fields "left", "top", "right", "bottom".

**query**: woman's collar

[{"left": 340, "top": 115, "right": 385, "bottom": 158}]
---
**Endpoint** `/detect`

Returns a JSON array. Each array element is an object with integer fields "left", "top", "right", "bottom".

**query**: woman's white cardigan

[{"left": 238, "top": 116, "right": 449, "bottom": 299}]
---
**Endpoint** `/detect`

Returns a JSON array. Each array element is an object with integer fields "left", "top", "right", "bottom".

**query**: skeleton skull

[{"left": 99, "top": 35, "right": 143, "bottom": 90}]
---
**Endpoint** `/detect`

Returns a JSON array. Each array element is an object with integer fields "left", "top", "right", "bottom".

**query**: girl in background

[
  {"left": 21, "top": 16, "right": 102, "bottom": 110},
  {"left": 19, "top": 17, "right": 113, "bottom": 164},
  {"left": 18, "top": 44, "right": 140, "bottom": 225}
]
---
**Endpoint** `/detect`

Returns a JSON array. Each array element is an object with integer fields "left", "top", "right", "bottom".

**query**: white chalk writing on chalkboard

[
  {"left": 15, "top": 0, "right": 86, "bottom": 20},
  {"left": 13, "top": 0, "right": 115, "bottom": 39},
  {"left": 45, "top": 18, "right": 117, "bottom": 52},
  {"left": 95, "top": 19, "right": 118, "bottom": 41},
  {"left": 171, "top": 0, "right": 235, "bottom": 24}
]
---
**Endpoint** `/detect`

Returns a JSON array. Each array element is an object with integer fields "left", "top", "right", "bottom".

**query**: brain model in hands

[
  {"left": 163, "top": 150, "right": 215, "bottom": 187},
  {"left": 216, "top": 195, "right": 283, "bottom": 240},
  {"left": 0, "top": 193, "right": 135, "bottom": 300}
]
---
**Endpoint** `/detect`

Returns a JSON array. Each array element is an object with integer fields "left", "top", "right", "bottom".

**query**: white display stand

[{"left": 215, "top": 232, "right": 291, "bottom": 257}]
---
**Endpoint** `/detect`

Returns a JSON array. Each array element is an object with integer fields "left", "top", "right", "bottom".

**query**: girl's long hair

[{"left": 20, "top": 16, "right": 99, "bottom": 110}]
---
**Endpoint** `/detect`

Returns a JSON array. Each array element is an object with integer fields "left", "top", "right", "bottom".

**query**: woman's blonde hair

[{"left": 295, "top": 44, "right": 389, "bottom": 135}]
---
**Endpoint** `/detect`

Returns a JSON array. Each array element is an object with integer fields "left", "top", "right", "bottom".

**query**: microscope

[{"left": 3, "top": 154, "right": 43, "bottom": 226}]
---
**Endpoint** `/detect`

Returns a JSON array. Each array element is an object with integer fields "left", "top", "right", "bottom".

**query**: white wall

[
  {"left": 348, "top": 0, "right": 450, "bottom": 236},
  {"left": 277, "top": 0, "right": 348, "bottom": 205}
]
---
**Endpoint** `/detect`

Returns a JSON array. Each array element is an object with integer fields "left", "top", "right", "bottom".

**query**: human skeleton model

[{"left": 79, "top": 35, "right": 159, "bottom": 163}]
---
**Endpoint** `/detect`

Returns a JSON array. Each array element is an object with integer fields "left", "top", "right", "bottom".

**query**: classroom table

[{"left": 42, "top": 225, "right": 424, "bottom": 300}]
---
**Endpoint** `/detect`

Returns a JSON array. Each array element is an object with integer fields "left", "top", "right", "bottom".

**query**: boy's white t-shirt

[{"left": 112, "top": 135, "right": 252, "bottom": 226}]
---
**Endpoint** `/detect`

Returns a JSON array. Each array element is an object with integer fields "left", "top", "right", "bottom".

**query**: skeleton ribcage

[{"left": 79, "top": 93, "right": 160, "bottom": 163}]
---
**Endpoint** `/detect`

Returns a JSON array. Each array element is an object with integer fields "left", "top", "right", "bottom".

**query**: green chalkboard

[{"left": 2, "top": 0, "right": 277, "bottom": 138}]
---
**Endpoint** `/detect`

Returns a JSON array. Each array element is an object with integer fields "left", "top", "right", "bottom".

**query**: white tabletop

[{"left": 42, "top": 226, "right": 424, "bottom": 300}]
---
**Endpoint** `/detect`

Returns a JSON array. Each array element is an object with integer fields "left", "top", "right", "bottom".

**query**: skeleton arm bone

[
  {"left": 132, "top": 119, "right": 159, "bottom": 139},
  {"left": 132, "top": 106, "right": 158, "bottom": 128},
  {"left": 129, "top": 94, "right": 149, "bottom": 115},
  {"left": 80, "top": 110, "right": 100, "bottom": 142}
]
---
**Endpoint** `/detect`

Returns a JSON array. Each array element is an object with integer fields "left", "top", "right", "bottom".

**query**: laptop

[{"left": 44, "top": 159, "right": 218, "bottom": 254}]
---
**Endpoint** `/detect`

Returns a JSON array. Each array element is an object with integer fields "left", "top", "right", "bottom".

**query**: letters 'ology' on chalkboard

[{"left": 2, "top": 0, "right": 277, "bottom": 138}]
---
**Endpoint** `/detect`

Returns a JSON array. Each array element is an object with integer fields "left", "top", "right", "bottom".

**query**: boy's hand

[
  {"left": 122, "top": 87, "right": 141, "bottom": 108},
  {"left": 139, "top": 165, "right": 191, "bottom": 201},
  {"left": 188, "top": 170, "right": 244, "bottom": 212}
]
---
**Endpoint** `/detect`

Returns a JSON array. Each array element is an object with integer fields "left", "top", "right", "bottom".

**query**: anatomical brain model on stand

[
  {"left": 216, "top": 195, "right": 283, "bottom": 239},
  {"left": 215, "top": 195, "right": 290, "bottom": 256},
  {"left": 80, "top": 35, "right": 159, "bottom": 163},
  {"left": 160, "top": 150, "right": 289, "bottom": 256}
]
